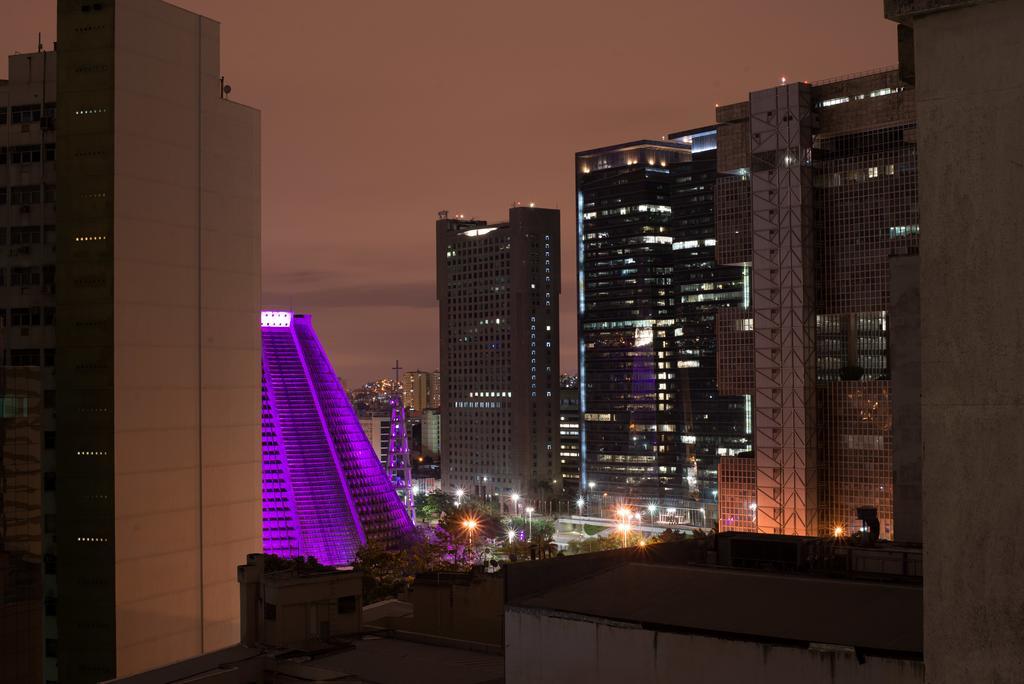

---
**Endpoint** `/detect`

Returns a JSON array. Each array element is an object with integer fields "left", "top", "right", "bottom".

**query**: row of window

[
  {"left": 5, "top": 347, "right": 56, "bottom": 366},
  {"left": 0, "top": 144, "right": 56, "bottom": 165},
  {"left": 0, "top": 185, "right": 57, "bottom": 205},
  {"left": 2, "top": 306, "right": 57, "bottom": 326},
  {"left": 0, "top": 103, "right": 56, "bottom": 126}
]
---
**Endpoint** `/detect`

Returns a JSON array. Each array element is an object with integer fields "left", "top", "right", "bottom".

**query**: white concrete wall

[
  {"left": 909, "top": 0, "right": 1024, "bottom": 681},
  {"left": 506, "top": 608, "right": 923, "bottom": 684}
]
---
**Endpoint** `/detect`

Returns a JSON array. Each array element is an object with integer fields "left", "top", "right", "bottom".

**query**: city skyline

[{"left": 3, "top": 1, "right": 899, "bottom": 385}]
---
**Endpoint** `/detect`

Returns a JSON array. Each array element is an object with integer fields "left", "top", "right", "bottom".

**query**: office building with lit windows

[
  {"left": 575, "top": 134, "right": 748, "bottom": 522},
  {"left": 558, "top": 378, "right": 580, "bottom": 494},
  {"left": 436, "top": 206, "right": 560, "bottom": 500},
  {"left": 714, "top": 69, "right": 919, "bottom": 540}
]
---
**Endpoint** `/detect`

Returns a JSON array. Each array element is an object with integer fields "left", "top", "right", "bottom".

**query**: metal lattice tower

[{"left": 387, "top": 360, "right": 415, "bottom": 522}]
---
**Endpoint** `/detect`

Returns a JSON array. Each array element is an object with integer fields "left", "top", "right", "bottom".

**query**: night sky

[{"left": 4, "top": 0, "right": 895, "bottom": 386}]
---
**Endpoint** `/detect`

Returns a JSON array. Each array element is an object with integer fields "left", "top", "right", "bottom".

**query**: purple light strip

[
  {"left": 261, "top": 311, "right": 412, "bottom": 567},
  {"left": 288, "top": 319, "right": 368, "bottom": 546}
]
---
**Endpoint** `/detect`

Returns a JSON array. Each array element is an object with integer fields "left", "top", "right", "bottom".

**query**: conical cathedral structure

[{"left": 260, "top": 311, "right": 414, "bottom": 565}]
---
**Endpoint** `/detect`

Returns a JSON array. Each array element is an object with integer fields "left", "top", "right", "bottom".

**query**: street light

[
  {"left": 576, "top": 497, "right": 585, "bottom": 515},
  {"left": 616, "top": 521, "right": 631, "bottom": 548},
  {"left": 455, "top": 488, "right": 464, "bottom": 508},
  {"left": 507, "top": 528, "right": 516, "bottom": 544},
  {"left": 462, "top": 518, "right": 478, "bottom": 547},
  {"left": 525, "top": 507, "right": 534, "bottom": 540},
  {"left": 511, "top": 492, "right": 520, "bottom": 516}
]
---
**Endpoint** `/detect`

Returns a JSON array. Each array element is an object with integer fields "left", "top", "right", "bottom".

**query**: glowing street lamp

[
  {"left": 507, "top": 528, "right": 516, "bottom": 544},
  {"left": 525, "top": 506, "right": 535, "bottom": 540},
  {"left": 462, "top": 518, "right": 478, "bottom": 546},
  {"left": 616, "top": 521, "right": 631, "bottom": 548},
  {"left": 511, "top": 492, "right": 520, "bottom": 516},
  {"left": 576, "top": 497, "right": 585, "bottom": 514},
  {"left": 455, "top": 488, "right": 464, "bottom": 508}
]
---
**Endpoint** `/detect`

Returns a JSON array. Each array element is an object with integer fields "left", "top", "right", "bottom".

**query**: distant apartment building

[
  {"left": 575, "top": 133, "right": 747, "bottom": 521},
  {"left": 558, "top": 381, "right": 580, "bottom": 495},
  {"left": 358, "top": 413, "right": 391, "bottom": 463},
  {"left": 436, "top": 206, "right": 560, "bottom": 499},
  {"left": 402, "top": 369, "right": 438, "bottom": 413},
  {"left": 421, "top": 407, "right": 441, "bottom": 458},
  {"left": 48, "top": 1, "right": 262, "bottom": 680},
  {"left": 714, "top": 69, "right": 919, "bottom": 540},
  {"left": 428, "top": 369, "right": 441, "bottom": 408}
]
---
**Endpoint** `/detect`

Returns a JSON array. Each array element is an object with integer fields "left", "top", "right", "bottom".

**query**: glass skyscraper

[{"left": 575, "top": 134, "right": 747, "bottom": 522}]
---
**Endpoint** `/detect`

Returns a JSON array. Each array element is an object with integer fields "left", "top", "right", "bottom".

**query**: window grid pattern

[{"left": 817, "top": 381, "right": 893, "bottom": 539}]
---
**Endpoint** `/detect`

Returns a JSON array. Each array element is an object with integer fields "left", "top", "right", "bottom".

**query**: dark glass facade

[
  {"left": 667, "top": 128, "right": 749, "bottom": 512},
  {"left": 576, "top": 137, "right": 747, "bottom": 519}
]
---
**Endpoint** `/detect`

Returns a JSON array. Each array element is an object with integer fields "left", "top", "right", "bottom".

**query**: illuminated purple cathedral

[{"left": 260, "top": 311, "right": 414, "bottom": 565}]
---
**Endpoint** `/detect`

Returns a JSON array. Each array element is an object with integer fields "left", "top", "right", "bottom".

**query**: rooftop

[
  {"left": 506, "top": 534, "right": 923, "bottom": 658},
  {"left": 104, "top": 635, "right": 504, "bottom": 684}
]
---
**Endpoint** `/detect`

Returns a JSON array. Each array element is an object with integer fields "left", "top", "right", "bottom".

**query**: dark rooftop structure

[{"left": 506, "top": 533, "right": 924, "bottom": 683}]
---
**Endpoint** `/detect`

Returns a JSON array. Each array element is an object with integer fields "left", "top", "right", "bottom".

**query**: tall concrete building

[
  {"left": 358, "top": 413, "right": 391, "bottom": 463},
  {"left": 884, "top": 1, "right": 1024, "bottom": 681},
  {"left": 575, "top": 135, "right": 748, "bottom": 521},
  {"left": 53, "top": 1, "right": 261, "bottom": 681},
  {"left": 713, "top": 69, "right": 919, "bottom": 540},
  {"left": 428, "top": 369, "right": 441, "bottom": 409},
  {"left": 421, "top": 407, "right": 441, "bottom": 459},
  {"left": 436, "top": 206, "right": 560, "bottom": 500},
  {"left": 0, "top": 47, "right": 56, "bottom": 684},
  {"left": 402, "top": 369, "right": 436, "bottom": 413}
]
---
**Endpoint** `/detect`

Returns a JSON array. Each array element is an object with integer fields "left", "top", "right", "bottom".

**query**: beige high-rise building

[
  {"left": 401, "top": 369, "right": 436, "bottom": 413},
  {"left": 54, "top": 1, "right": 261, "bottom": 681}
]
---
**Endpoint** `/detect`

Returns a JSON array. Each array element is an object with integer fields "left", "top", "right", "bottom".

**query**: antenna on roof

[{"left": 38, "top": 33, "right": 43, "bottom": 52}]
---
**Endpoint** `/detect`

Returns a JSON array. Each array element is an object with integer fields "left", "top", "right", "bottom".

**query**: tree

[
  {"left": 415, "top": 490, "right": 456, "bottom": 522},
  {"left": 567, "top": 536, "right": 621, "bottom": 554},
  {"left": 263, "top": 554, "right": 327, "bottom": 573},
  {"left": 353, "top": 526, "right": 471, "bottom": 602}
]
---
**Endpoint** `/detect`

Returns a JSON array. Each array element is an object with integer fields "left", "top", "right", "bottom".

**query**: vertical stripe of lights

[
  {"left": 577, "top": 190, "right": 587, "bottom": 492},
  {"left": 742, "top": 266, "right": 751, "bottom": 309}
]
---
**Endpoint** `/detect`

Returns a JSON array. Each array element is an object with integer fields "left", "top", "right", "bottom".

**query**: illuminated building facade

[
  {"left": 715, "top": 69, "right": 919, "bottom": 539},
  {"left": 558, "top": 379, "right": 580, "bottom": 494},
  {"left": 575, "top": 135, "right": 747, "bottom": 520},
  {"left": 402, "top": 369, "right": 438, "bottom": 413},
  {"left": 436, "top": 207, "right": 560, "bottom": 499},
  {"left": 261, "top": 312, "right": 413, "bottom": 567}
]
